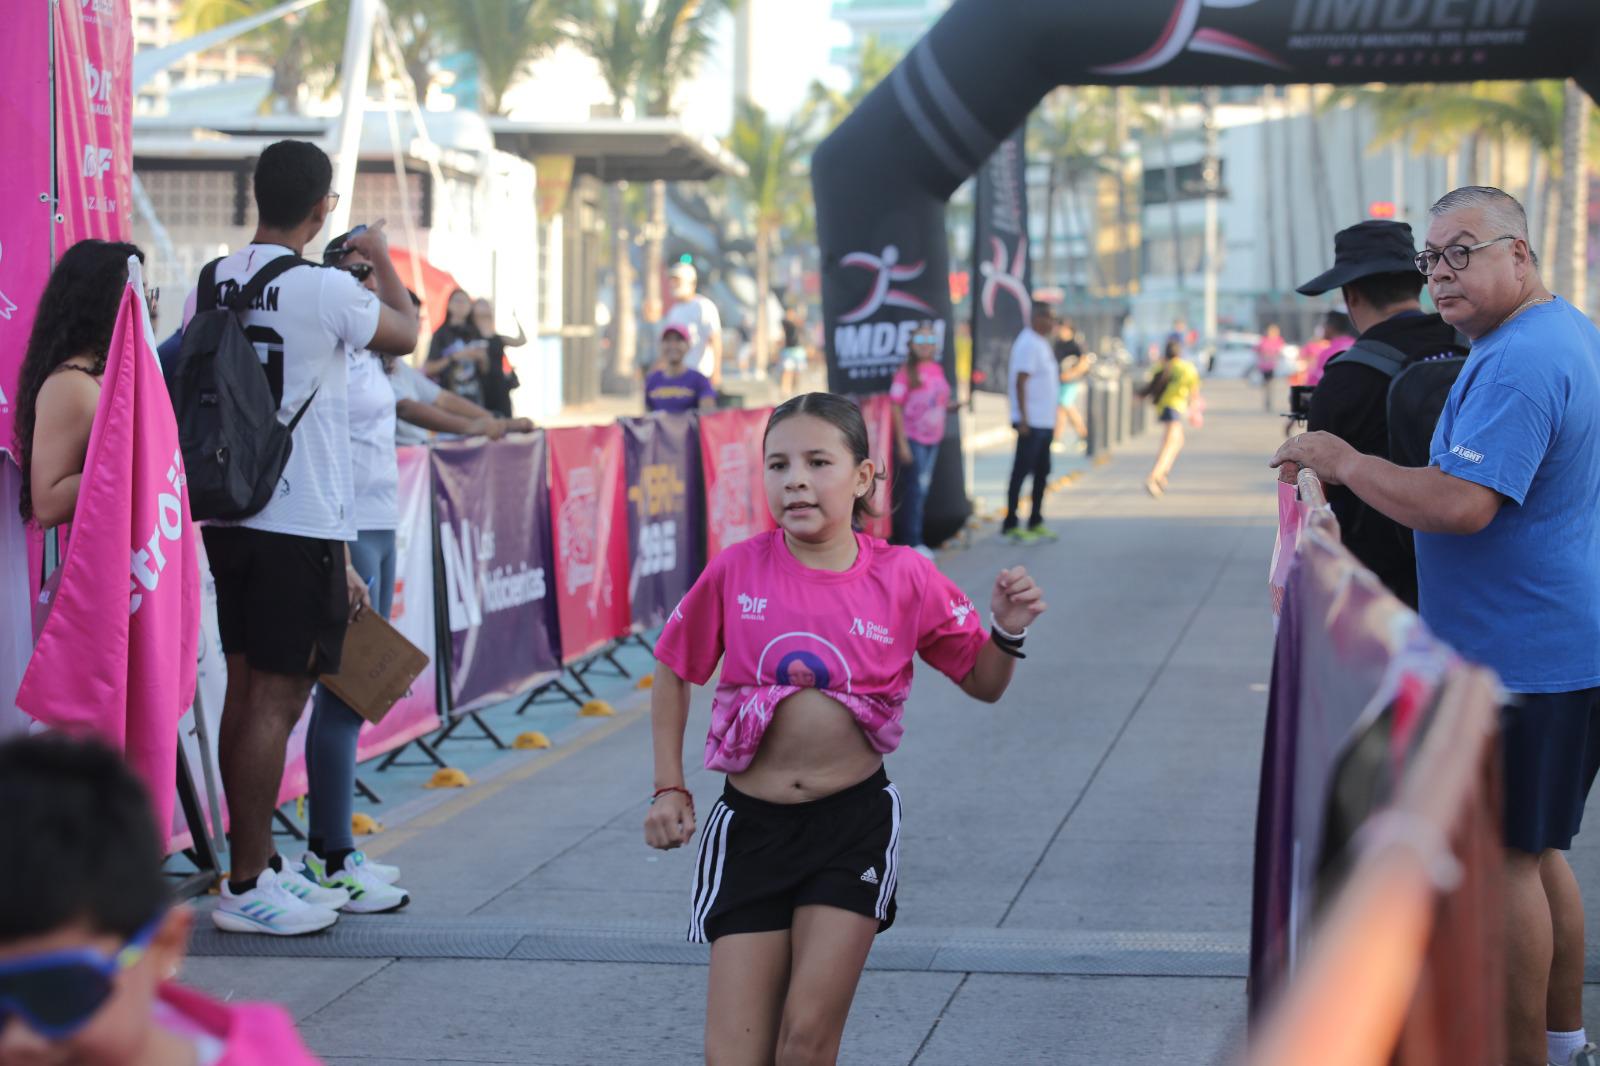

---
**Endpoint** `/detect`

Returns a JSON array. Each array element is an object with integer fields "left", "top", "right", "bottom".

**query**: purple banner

[
  {"left": 624, "top": 413, "right": 704, "bottom": 630},
  {"left": 430, "top": 435, "right": 561, "bottom": 712}
]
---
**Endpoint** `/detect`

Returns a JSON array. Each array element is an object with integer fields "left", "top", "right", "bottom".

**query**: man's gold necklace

[{"left": 1499, "top": 293, "right": 1555, "bottom": 330}]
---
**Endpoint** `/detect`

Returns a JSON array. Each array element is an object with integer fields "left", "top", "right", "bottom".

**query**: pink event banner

[
  {"left": 0, "top": 0, "right": 55, "bottom": 459},
  {"left": 55, "top": 0, "right": 133, "bottom": 250}
]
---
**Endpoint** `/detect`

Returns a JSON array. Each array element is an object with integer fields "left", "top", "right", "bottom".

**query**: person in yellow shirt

[{"left": 1144, "top": 339, "right": 1201, "bottom": 498}]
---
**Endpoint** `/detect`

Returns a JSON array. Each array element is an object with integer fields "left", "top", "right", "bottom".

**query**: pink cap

[{"left": 661, "top": 322, "right": 691, "bottom": 341}]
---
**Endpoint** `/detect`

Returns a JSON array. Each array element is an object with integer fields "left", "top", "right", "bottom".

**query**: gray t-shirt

[{"left": 390, "top": 361, "right": 443, "bottom": 446}]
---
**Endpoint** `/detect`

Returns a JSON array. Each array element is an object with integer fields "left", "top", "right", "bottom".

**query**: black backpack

[
  {"left": 166, "top": 255, "right": 317, "bottom": 521},
  {"left": 1325, "top": 338, "right": 1468, "bottom": 469}
]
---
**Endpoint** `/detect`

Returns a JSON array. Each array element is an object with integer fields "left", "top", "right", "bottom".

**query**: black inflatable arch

[{"left": 815, "top": 0, "right": 1600, "bottom": 546}]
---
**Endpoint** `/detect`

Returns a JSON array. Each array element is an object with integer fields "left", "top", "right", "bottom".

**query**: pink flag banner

[
  {"left": 0, "top": 0, "right": 56, "bottom": 458},
  {"left": 54, "top": 0, "right": 133, "bottom": 249},
  {"left": 16, "top": 262, "right": 200, "bottom": 835}
]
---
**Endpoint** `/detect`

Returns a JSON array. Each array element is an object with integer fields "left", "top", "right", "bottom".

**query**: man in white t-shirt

[
  {"left": 661, "top": 262, "right": 723, "bottom": 386},
  {"left": 188, "top": 141, "right": 420, "bottom": 936},
  {"left": 1004, "top": 300, "right": 1060, "bottom": 541}
]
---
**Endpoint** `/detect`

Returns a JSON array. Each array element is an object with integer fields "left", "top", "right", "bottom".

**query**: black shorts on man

[
  {"left": 1501, "top": 688, "right": 1600, "bottom": 854},
  {"left": 688, "top": 767, "right": 901, "bottom": 943},
  {"left": 202, "top": 526, "right": 349, "bottom": 677}
]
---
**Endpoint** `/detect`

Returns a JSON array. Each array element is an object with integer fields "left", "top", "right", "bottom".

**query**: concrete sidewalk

[{"left": 177, "top": 381, "right": 1321, "bottom": 1063}]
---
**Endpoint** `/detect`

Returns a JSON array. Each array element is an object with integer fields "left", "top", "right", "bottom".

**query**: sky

[
  {"left": 696, "top": 0, "right": 855, "bottom": 127},
  {"left": 510, "top": 0, "right": 853, "bottom": 132}
]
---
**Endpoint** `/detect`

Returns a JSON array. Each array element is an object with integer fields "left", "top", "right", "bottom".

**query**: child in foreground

[
  {"left": 645, "top": 392, "right": 1047, "bottom": 1064},
  {"left": 0, "top": 735, "right": 321, "bottom": 1065}
]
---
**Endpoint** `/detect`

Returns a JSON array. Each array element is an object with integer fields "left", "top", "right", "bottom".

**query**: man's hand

[
  {"left": 505, "top": 417, "right": 535, "bottom": 434},
  {"left": 1018, "top": 423, "right": 1031, "bottom": 438},
  {"left": 344, "top": 218, "right": 390, "bottom": 261},
  {"left": 990, "top": 566, "right": 1046, "bottom": 634},
  {"left": 1271, "top": 431, "right": 1357, "bottom": 486},
  {"left": 643, "top": 791, "right": 696, "bottom": 850},
  {"left": 345, "top": 564, "right": 372, "bottom": 622},
  {"left": 467, "top": 416, "right": 508, "bottom": 441}
]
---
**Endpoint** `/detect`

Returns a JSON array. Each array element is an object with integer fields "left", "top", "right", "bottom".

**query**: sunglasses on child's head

[
  {"left": 0, "top": 917, "right": 159, "bottom": 1039},
  {"left": 344, "top": 263, "right": 374, "bottom": 282},
  {"left": 912, "top": 333, "right": 937, "bottom": 345}
]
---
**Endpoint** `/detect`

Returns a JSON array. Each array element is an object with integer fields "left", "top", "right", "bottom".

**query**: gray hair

[{"left": 1429, "top": 186, "right": 1538, "bottom": 265}]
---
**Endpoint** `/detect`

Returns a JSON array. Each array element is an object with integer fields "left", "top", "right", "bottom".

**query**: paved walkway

[{"left": 181, "top": 381, "right": 1292, "bottom": 1064}]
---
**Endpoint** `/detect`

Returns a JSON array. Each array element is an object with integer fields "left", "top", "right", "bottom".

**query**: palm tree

[
  {"left": 1029, "top": 88, "right": 1114, "bottom": 293},
  {"left": 727, "top": 100, "right": 813, "bottom": 376},
  {"left": 178, "top": 0, "right": 347, "bottom": 113},
  {"left": 1555, "top": 80, "right": 1591, "bottom": 308},
  {"left": 385, "top": 0, "right": 452, "bottom": 103},
  {"left": 562, "top": 0, "right": 653, "bottom": 378},
  {"left": 437, "top": 0, "right": 572, "bottom": 116},
  {"left": 635, "top": 0, "right": 735, "bottom": 327},
  {"left": 1328, "top": 80, "right": 1593, "bottom": 305},
  {"left": 805, "top": 34, "right": 900, "bottom": 136}
]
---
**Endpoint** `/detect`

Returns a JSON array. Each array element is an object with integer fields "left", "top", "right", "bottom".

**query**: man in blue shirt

[{"left": 1273, "top": 186, "right": 1600, "bottom": 1066}]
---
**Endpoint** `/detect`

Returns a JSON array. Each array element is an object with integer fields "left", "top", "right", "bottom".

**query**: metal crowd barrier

[
  {"left": 1249, "top": 469, "right": 1506, "bottom": 1066},
  {"left": 1085, "top": 365, "right": 1150, "bottom": 459}
]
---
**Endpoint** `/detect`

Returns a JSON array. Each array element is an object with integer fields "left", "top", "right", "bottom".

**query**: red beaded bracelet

[{"left": 652, "top": 786, "right": 693, "bottom": 805}]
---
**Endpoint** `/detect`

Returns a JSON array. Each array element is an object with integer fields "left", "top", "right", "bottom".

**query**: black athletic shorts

[
  {"left": 202, "top": 526, "right": 349, "bottom": 678},
  {"left": 688, "top": 767, "right": 901, "bottom": 944},
  {"left": 1501, "top": 688, "right": 1600, "bottom": 854}
]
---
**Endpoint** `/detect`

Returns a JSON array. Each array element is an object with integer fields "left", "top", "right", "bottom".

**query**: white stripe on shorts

[
  {"left": 877, "top": 784, "right": 903, "bottom": 920},
  {"left": 688, "top": 801, "right": 733, "bottom": 943}
]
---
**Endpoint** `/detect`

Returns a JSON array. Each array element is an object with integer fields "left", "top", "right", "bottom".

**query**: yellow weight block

[
  {"left": 424, "top": 767, "right": 472, "bottom": 789},
  {"left": 351, "top": 813, "right": 384, "bottom": 835},
  {"left": 580, "top": 700, "right": 616, "bottom": 718},
  {"left": 514, "top": 731, "right": 552, "bottom": 750}
]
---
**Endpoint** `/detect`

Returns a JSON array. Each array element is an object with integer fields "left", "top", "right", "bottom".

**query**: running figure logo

[
  {"left": 838, "top": 246, "right": 935, "bottom": 324},
  {"left": 979, "top": 236, "right": 1029, "bottom": 319},
  {"left": 1092, "top": 0, "right": 1287, "bottom": 75}
]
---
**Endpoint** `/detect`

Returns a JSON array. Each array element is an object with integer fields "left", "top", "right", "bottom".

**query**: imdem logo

[
  {"left": 439, "top": 517, "right": 546, "bottom": 632},
  {"left": 79, "top": 0, "right": 115, "bottom": 25},
  {"left": 84, "top": 60, "right": 114, "bottom": 116}
]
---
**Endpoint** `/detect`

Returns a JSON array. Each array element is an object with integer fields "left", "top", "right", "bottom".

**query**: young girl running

[{"left": 645, "top": 392, "right": 1046, "bottom": 1065}]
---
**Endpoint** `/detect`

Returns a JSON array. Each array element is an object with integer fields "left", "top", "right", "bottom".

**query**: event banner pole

[{"left": 970, "top": 126, "right": 1032, "bottom": 397}]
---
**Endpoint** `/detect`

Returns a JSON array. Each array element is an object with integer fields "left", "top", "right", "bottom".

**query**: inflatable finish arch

[{"left": 815, "top": 0, "right": 1600, "bottom": 545}]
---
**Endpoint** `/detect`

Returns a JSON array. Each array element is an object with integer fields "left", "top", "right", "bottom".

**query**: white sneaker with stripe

[{"left": 212, "top": 868, "right": 340, "bottom": 936}]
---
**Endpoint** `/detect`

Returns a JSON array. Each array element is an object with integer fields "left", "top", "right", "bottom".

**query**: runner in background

[
  {"left": 0, "top": 735, "right": 319, "bottom": 1063},
  {"left": 1254, "top": 323, "right": 1284, "bottom": 412},
  {"left": 1304, "top": 309, "right": 1355, "bottom": 387},
  {"left": 644, "top": 322, "right": 716, "bottom": 413},
  {"left": 1144, "top": 339, "right": 1202, "bottom": 499},
  {"left": 423, "top": 289, "right": 489, "bottom": 405},
  {"left": 645, "top": 392, "right": 1046, "bottom": 1065},
  {"left": 890, "top": 321, "right": 957, "bottom": 557},
  {"left": 778, "top": 310, "right": 809, "bottom": 397}
]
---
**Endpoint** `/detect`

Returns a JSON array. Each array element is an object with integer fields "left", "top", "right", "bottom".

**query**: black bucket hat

[{"left": 1296, "top": 220, "right": 1420, "bottom": 296}]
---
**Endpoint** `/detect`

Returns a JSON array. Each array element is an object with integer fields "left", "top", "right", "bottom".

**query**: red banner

[
  {"left": 856, "top": 393, "right": 896, "bottom": 542},
  {"left": 54, "top": 0, "right": 132, "bottom": 249},
  {"left": 549, "top": 424, "right": 631, "bottom": 662},
  {"left": 0, "top": 0, "right": 55, "bottom": 460},
  {"left": 699, "top": 408, "right": 776, "bottom": 559}
]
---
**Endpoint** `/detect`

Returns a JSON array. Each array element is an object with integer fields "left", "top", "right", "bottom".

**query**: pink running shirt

[
  {"left": 655, "top": 530, "right": 988, "bottom": 772},
  {"left": 889, "top": 361, "right": 952, "bottom": 446}
]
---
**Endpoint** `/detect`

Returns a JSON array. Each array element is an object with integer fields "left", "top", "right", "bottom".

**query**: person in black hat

[{"left": 1294, "top": 218, "right": 1467, "bottom": 607}]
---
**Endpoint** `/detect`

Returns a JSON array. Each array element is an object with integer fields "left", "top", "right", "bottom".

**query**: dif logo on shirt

[{"left": 439, "top": 518, "right": 547, "bottom": 632}]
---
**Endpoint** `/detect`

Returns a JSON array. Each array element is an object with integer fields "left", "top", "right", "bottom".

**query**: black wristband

[{"left": 990, "top": 627, "right": 1026, "bottom": 658}]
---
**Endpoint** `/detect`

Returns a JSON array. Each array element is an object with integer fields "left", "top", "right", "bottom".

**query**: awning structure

[{"left": 488, "top": 117, "right": 745, "bottom": 183}]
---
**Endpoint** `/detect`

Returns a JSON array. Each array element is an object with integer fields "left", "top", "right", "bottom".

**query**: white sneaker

[
  {"left": 322, "top": 862, "right": 411, "bottom": 915},
  {"left": 278, "top": 860, "right": 352, "bottom": 910},
  {"left": 347, "top": 850, "right": 401, "bottom": 885},
  {"left": 302, "top": 849, "right": 401, "bottom": 886},
  {"left": 212, "top": 868, "right": 339, "bottom": 936}
]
